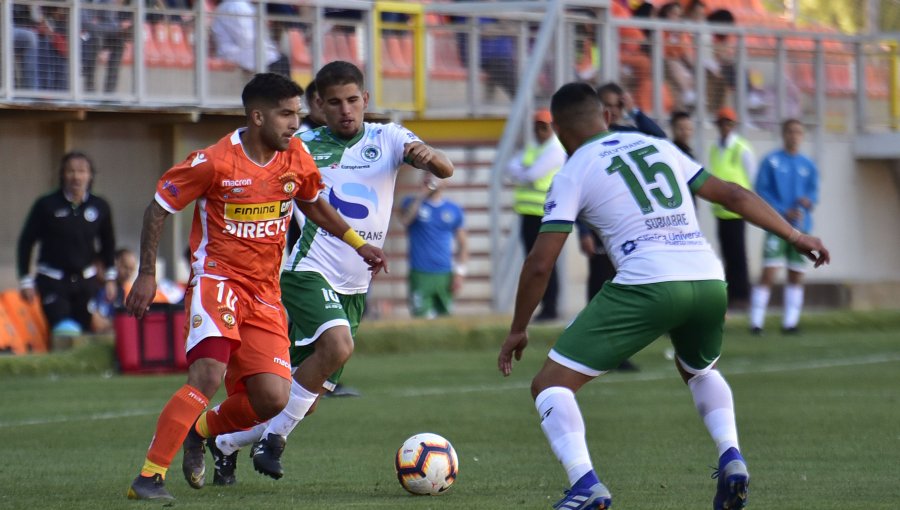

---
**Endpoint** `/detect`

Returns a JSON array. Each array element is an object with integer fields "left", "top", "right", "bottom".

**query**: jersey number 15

[{"left": 606, "top": 145, "right": 683, "bottom": 214}]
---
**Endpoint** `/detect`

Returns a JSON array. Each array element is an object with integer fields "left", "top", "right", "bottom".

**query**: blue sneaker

[
  {"left": 552, "top": 482, "right": 612, "bottom": 510},
  {"left": 712, "top": 448, "right": 750, "bottom": 509}
]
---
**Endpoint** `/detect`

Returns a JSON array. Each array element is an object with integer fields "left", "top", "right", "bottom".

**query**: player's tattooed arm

[{"left": 126, "top": 201, "right": 170, "bottom": 318}]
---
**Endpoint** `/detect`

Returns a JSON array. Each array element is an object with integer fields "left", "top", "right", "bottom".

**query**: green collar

[{"left": 323, "top": 125, "right": 365, "bottom": 148}]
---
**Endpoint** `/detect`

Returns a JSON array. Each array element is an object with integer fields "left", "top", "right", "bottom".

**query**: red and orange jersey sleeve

[{"left": 155, "top": 150, "right": 217, "bottom": 213}]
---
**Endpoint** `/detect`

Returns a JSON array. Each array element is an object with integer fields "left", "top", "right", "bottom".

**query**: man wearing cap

[
  {"left": 708, "top": 106, "right": 755, "bottom": 309},
  {"left": 506, "top": 109, "right": 567, "bottom": 321}
]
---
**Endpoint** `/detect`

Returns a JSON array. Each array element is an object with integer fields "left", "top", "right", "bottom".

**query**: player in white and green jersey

[
  {"left": 210, "top": 61, "right": 454, "bottom": 484},
  {"left": 498, "top": 83, "right": 830, "bottom": 510}
]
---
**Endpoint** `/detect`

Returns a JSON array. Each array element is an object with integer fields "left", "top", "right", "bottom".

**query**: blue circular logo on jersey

[{"left": 362, "top": 145, "right": 382, "bottom": 162}]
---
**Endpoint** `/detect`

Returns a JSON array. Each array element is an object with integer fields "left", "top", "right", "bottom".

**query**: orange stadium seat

[
  {"left": 168, "top": 23, "right": 195, "bottom": 68},
  {"left": 153, "top": 22, "right": 178, "bottom": 67},
  {"left": 143, "top": 23, "right": 163, "bottom": 66},
  {"left": 429, "top": 31, "right": 467, "bottom": 80},
  {"left": 383, "top": 33, "right": 413, "bottom": 78},
  {"left": 288, "top": 28, "right": 312, "bottom": 73},
  {"left": 0, "top": 290, "right": 48, "bottom": 353},
  {"left": 826, "top": 63, "right": 854, "bottom": 96},
  {"left": 323, "top": 31, "right": 339, "bottom": 63}
]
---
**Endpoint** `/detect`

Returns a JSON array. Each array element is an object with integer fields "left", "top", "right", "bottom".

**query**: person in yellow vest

[
  {"left": 708, "top": 106, "right": 755, "bottom": 309},
  {"left": 506, "top": 109, "right": 567, "bottom": 321}
]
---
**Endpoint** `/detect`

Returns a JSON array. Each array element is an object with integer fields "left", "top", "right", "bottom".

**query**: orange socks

[
  {"left": 204, "top": 391, "right": 262, "bottom": 437},
  {"left": 141, "top": 384, "right": 208, "bottom": 478}
]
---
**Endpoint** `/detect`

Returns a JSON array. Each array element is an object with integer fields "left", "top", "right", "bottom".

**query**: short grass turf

[{"left": 0, "top": 311, "right": 898, "bottom": 509}]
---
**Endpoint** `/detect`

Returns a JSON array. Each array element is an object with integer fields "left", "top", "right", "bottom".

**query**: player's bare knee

[
  {"left": 319, "top": 327, "right": 355, "bottom": 369},
  {"left": 251, "top": 387, "right": 290, "bottom": 420},
  {"left": 187, "top": 360, "right": 226, "bottom": 398}
]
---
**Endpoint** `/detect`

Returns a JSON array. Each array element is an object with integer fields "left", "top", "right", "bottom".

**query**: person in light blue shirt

[
  {"left": 750, "top": 119, "right": 819, "bottom": 334},
  {"left": 400, "top": 175, "right": 468, "bottom": 318}
]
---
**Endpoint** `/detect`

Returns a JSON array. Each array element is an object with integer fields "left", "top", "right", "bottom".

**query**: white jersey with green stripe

[
  {"left": 541, "top": 131, "right": 724, "bottom": 284},
  {"left": 284, "top": 122, "right": 420, "bottom": 293}
]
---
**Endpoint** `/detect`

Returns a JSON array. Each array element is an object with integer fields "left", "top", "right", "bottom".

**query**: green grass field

[{"left": 1, "top": 312, "right": 899, "bottom": 509}]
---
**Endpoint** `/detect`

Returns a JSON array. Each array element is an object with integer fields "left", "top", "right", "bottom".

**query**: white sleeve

[
  {"left": 542, "top": 170, "right": 581, "bottom": 225},
  {"left": 741, "top": 147, "right": 756, "bottom": 185},
  {"left": 389, "top": 123, "right": 422, "bottom": 167}
]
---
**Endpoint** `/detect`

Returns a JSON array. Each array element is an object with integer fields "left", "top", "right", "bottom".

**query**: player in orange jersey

[{"left": 125, "top": 73, "right": 388, "bottom": 500}]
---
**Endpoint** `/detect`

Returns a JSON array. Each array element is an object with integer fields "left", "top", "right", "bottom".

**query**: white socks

[
  {"left": 783, "top": 284, "right": 804, "bottom": 329},
  {"left": 535, "top": 387, "right": 594, "bottom": 486},
  {"left": 750, "top": 284, "right": 804, "bottom": 329},
  {"left": 263, "top": 378, "right": 319, "bottom": 439},
  {"left": 216, "top": 423, "right": 266, "bottom": 455},
  {"left": 749, "top": 286, "right": 770, "bottom": 329},
  {"left": 688, "top": 370, "right": 739, "bottom": 456}
]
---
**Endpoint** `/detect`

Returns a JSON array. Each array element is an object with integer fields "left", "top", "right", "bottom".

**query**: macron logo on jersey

[
  {"left": 222, "top": 178, "right": 253, "bottom": 187},
  {"left": 191, "top": 153, "right": 208, "bottom": 167}
]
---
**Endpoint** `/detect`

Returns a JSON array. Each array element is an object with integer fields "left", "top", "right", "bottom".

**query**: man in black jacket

[{"left": 18, "top": 151, "right": 117, "bottom": 334}]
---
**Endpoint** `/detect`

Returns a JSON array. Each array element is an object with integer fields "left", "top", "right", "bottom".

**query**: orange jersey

[{"left": 155, "top": 129, "right": 323, "bottom": 301}]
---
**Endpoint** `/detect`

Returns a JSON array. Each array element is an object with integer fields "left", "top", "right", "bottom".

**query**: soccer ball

[{"left": 395, "top": 432, "right": 459, "bottom": 495}]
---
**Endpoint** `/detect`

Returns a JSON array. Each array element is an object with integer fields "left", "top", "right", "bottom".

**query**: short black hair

[
  {"left": 305, "top": 79, "right": 318, "bottom": 105},
  {"left": 551, "top": 82, "right": 602, "bottom": 122},
  {"left": 670, "top": 110, "right": 691, "bottom": 127},
  {"left": 58, "top": 151, "right": 95, "bottom": 189},
  {"left": 315, "top": 61, "right": 365, "bottom": 96},
  {"left": 596, "top": 81, "right": 624, "bottom": 98},
  {"left": 782, "top": 118, "right": 804, "bottom": 133},
  {"left": 241, "top": 73, "right": 304, "bottom": 112}
]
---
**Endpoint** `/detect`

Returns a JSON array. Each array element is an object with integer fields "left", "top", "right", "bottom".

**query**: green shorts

[
  {"left": 552, "top": 280, "right": 727, "bottom": 374},
  {"left": 762, "top": 232, "right": 807, "bottom": 272},
  {"left": 408, "top": 270, "right": 453, "bottom": 318},
  {"left": 280, "top": 271, "right": 366, "bottom": 388}
]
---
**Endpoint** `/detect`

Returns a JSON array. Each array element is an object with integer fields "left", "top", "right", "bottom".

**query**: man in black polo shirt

[{"left": 18, "top": 151, "right": 117, "bottom": 334}]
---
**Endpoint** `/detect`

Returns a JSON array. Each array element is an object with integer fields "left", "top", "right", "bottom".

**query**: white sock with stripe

[
  {"left": 263, "top": 378, "right": 319, "bottom": 439},
  {"left": 535, "top": 386, "right": 594, "bottom": 486},
  {"left": 688, "top": 370, "right": 739, "bottom": 456}
]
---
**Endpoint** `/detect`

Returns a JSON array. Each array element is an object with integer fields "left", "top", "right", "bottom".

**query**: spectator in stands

[
  {"left": 705, "top": 8, "right": 737, "bottom": 115},
  {"left": 12, "top": 5, "right": 40, "bottom": 90},
  {"left": 708, "top": 107, "right": 755, "bottom": 309},
  {"left": 685, "top": 0, "right": 707, "bottom": 21},
  {"left": 750, "top": 119, "right": 819, "bottom": 335},
  {"left": 658, "top": 1, "right": 696, "bottom": 110},
  {"left": 670, "top": 110, "right": 695, "bottom": 159},
  {"left": 399, "top": 175, "right": 468, "bottom": 319},
  {"left": 506, "top": 109, "right": 566, "bottom": 321},
  {"left": 211, "top": 0, "right": 290, "bottom": 77},
  {"left": 18, "top": 151, "right": 117, "bottom": 336},
  {"left": 35, "top": 4, "right": 69, "bottom": 90},
  {"left": 596, "top": 82, "right": 667, "bottom": 137},
  {"left": 90, "top": 247, "right": 136, "bottom": 333},
  {"left": 81, "top": 0, "right": 133, "bottom": 93},
  {"left": 452, "top": 12, "right": 518, "bottom": 100}
]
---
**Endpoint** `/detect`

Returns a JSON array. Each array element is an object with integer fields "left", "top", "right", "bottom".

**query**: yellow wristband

[{"left": 342, "top": 228, "right": 367, "bottom": 250}]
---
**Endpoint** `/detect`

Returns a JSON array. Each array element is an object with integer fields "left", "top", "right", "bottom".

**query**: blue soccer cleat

[
  {"left": 712, "top": 448, "right": 750, "bottom": 509},
  {"left": 552, "top": 482, "right": 612, "bottom": 510}
]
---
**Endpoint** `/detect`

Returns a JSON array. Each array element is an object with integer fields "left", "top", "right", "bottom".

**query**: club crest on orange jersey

[
  {"left": 192, "top": 314, "right": 203, "bottom": 328},
  {"left": 278, "top": 172, "right": 299, "bottom": 196},
  {"left": 218, "top": 306, "right": 236, "bottom": 329}
]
